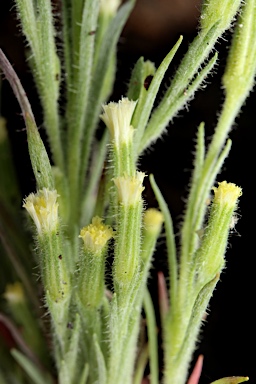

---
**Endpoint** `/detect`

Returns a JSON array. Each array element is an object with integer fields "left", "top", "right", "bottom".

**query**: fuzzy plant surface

[{"left": 0, "top": 0, "right": 255, "bottom": 383}]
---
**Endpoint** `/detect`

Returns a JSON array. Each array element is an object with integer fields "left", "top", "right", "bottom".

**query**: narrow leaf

[
  {"left": 80, "top": 0, "right": 135, "bottom": 182},
  {"left": 164, "top": 275, "right": 219, "bottom": 384},
  {"left": 192, "top": 122, "right": 205, "bottom": 185},
  {"left": 144, "top": 289, "right": 159, "bottom": 384},
  {"left": 15, "top": 0, "right": 38, "bottom": 56},
  {"left": 79, "top": 364, "right": 89, "bottom": 384},
  {"left": 25, "top": 113, "right": 54, "bottom": 189},
  {"left": 67, "top": 0, "right": 99, "bottom": 192},
  {"left": 140, "top": 52, "right": 218, "bottom": 153},
  {"left": 210, "top": 377, "right": 249, "bottom": 384},
  {"left": 127, "top": 57, "right": 150, "bottom": 101},
  {"left": 133, "top": 345, "right": 148, "bottom": 384},
  {"left": 81, "top": 131, "right": 109, "bottom": 225},
  {"left": 11, "top": 349, "right": 53, "bottom": 384},
  {"left": 133, "top": 36, "right": 183, "bottom": 154},
  {"left": 149, "top": 174, "right": 177, "bottom": 308},
  {"left": 0, "top": 49, "right": 53, "bottom": 189},
  {"left": 94, "top": 334, "right": 107, "bottom": 384}
]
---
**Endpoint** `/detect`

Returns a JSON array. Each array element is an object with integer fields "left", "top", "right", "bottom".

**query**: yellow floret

[
  {"left": 23, "top": 189, "right": 59, "bottom": 234},
  {"left": 212, "top": 181, "right": 242, "bottom": 207},
  {"left": 79, "top": 216, "right": 114, "bottom": 253},
  {"left": 144, "top": 208, "right": 164, "bottom": 233}
]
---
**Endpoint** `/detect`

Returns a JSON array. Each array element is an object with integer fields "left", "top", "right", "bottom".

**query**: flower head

[
  {"left": 114, "top": 172, "right": 145, "bottom": 205},
  {"left": 23, "top": 188, "right": 59, "bottom": 234},
  {"left": 100, "top": 97, "right": 137, "bottom": 147},
  {"left": 79, "top": 216, "right": 114, "bottom": 253},
  {"left": 144, "top": 208, "right": 164, "bottom": 233},
  {"left": 212, "top": 181, "right": 242, "bottom": 207}
]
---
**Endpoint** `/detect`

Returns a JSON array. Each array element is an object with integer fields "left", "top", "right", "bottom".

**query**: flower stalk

[
  {"left": 113, "top": 172, "right": 144, "bottom": 290},
  {"left": 23, "top": 189, "right": 71, "bottom": 368},
  {"left": 162, "top": 181, "right": 242, "bottom": 384}
]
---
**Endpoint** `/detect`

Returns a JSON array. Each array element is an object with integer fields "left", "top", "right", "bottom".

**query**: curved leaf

[{"left": 210, "top": 377, "right": 249, "bottom": 384}]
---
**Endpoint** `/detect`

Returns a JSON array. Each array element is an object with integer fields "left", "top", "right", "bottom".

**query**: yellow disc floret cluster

[
  {"left": 212, "top": 181, "right": 242, "bottom": 207},
  {"left": 79, "top": 216, "right": 114, "bottom": 253}
]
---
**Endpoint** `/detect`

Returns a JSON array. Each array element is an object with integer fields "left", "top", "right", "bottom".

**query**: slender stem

[
  {"left": 149, "top": 175, "right": 177, "bottom": 309},
  {"left": 144, "top": 290, "right": 159, "bottom": 384}
]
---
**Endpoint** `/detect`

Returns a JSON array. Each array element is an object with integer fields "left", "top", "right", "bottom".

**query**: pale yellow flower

[
  {"left": 100, "top": 97, "right": 137, "bottom": 147},
  {"left": 212, "top": 181, "right": 242, "bottom": 207},
  {"left": 23, "top": 188, "right": 59, "bottom": 234},
  {"left": 79, "top": 216, "right": 114, "bottom": 253},
  {"left": 114, "top": 172, "right": 145, "bottom": 205},
  {"left": 144, "top": 208, "right": 164, "bottom": 233}
]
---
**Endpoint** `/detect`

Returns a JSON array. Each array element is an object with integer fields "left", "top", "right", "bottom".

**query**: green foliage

[{"left": 0, "top": 0, "right": 255, "bottom": 383}]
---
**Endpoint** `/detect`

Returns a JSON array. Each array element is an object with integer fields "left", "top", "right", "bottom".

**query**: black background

[{"left": 0, "top": 1, "right": 255, "bottom": 383}]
